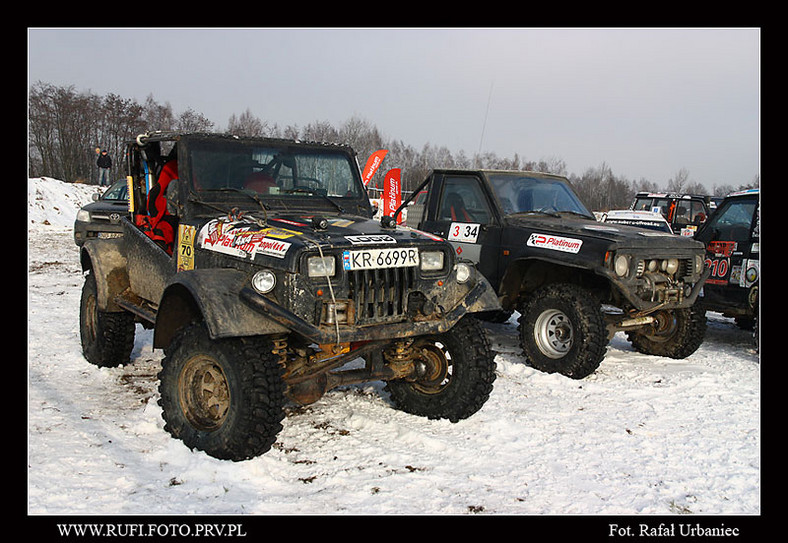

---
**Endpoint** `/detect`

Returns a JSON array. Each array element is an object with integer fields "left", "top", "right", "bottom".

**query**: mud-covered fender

[
  {"left": 458, "top": 270, "right": 502, "bottom": 314},
  {"left": 153, "top": 268, "right": 289, "bottom": 349},
  {"left": 79, "top": 239, "right": 129, "bottom": 312}
]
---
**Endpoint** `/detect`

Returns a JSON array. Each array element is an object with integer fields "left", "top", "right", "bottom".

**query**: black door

[{"left": 419, "top": 173, "right": 503, "bottom": 284}]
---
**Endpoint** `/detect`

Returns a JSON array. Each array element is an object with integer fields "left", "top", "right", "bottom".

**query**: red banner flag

[
  {"left": 383, "top": 168, "right": 402, "bottom": 224},
  {"left": 362, "top": 149, "right": 388, "bottom": 187}
]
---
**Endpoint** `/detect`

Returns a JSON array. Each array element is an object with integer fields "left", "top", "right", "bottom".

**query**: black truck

[
  {"left": 400, "top": 169, "right": 709, "bottom": 379},
  {"left": 78, "top": 132, "right": 500, "bottom": 461}
]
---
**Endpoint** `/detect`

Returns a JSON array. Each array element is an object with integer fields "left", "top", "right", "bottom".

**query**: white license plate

[{"left": 342, "top": 247, "right": 419, "bottom": 270}]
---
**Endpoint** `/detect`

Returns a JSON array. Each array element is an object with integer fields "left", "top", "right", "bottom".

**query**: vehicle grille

[
  {"left": 679, "top": 258, "right": 696, "bottom": 281},
  {"left": 349, "top": 267, "right": 415, "bottom": 324},
  {"left": 92, "top": 212, "right": 123, "bottom": 224}
]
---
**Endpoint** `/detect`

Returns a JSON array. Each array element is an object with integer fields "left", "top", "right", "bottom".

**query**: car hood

[
  {"left": 504, "top": 214, "right": 703, "bottom": 251},
  {"left": 196, "top": 212, "right": 447, "bottom": 270},
  {"left": 80, "top": 199, "right": 129, "bottom": 214}
]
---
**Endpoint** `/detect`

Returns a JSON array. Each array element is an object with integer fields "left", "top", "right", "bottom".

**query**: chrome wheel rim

[{"left": 534, "top": 309, "right": 573, "bottom": 359}]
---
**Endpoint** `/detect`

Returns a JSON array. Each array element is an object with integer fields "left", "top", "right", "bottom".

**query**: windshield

[
  {"left": 633, "top": 196, "right": 672, "bottom": 215},
  {"left": 703, "top": 197, "right": 758, "bottom": 242},
  {"left": 187, "top": 139, "right": 364, "bottom": 205},
  {"left": 103, "top": 180, "right": 128, "bottom": 201},
  {"left": 487, "top": 173, "right": 593, "bottom": 218}
]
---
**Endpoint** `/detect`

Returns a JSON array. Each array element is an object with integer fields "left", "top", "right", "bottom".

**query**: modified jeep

[
  {"left": 400, "top": 169, "right": 709, "bottom": 379},
  {"left": 78, "top": 132, "right": 499, "bottom": 461}
]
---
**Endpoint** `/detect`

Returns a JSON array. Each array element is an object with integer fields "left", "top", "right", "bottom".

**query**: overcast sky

[{"left": 27, "top": 27, "right": 760, "bottom": 190}]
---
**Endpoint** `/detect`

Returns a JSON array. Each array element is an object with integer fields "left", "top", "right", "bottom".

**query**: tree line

[{"left": 28, "top": 82, "right": 758, "bottom": 211}]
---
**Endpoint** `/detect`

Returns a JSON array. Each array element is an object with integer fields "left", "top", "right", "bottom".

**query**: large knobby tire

[
  {"left": 158, "top": 324, "right": 286, "bottom": 461},
  {"left": 79, "top": 271, "right": 135, "bottom": 367},
  {"left": 385, "top": 316, "right": 496, "bottom": 423},
  {"left": 518, "top": 283, "right": 607, "bottom": 379},
  {"left": 626, "top": 306, "right": 706, "bottom": 359}
]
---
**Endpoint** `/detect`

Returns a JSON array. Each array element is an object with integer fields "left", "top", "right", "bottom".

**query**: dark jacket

[{"left": 97, "top": 153, "right": 112, "bottom": 169}]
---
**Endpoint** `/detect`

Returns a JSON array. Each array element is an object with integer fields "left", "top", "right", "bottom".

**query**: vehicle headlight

[
  {"left": 455, "top": 262, "right": 472, "bottom": 283},
  {"left": 420, "top": 251, "right": 445, "bottom": 272},
  {"left": 251, "top": 269, "right": 277, "bottom": 294},
  {"left": 76, "top": 209, "right": 91, "bottom": 222},
  {"left": 745, "top": 265, "right": 758, "bottom": 283},
  {"left": 661, "top": 258, "right": 679, "bottom": 275},
  {"left": 614, "top": 254, "right": 630, "bottom": 277},
  {"left": 307, "top": 256, "right": 335, "bottom": 277}
]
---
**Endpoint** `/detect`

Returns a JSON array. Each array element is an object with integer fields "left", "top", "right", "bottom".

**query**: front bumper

[
  {"left": 602, "top": 266, "right": 710, "bottom": 312},
  {"left": 74, "top": 221, "right": 124, "bottom": 246},
  {"left": 240, "top": 272, "right": 500, "bottom": 343}
]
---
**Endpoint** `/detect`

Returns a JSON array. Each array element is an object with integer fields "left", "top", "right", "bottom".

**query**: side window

[
  {"left": 437, "top": 176, "right": 493, "bottom": 224},
  {"left": 673, "top": 201, "right": 691, "bottom": 226},
  {"left": 652, "top": 198, "right": 671, "bottom": 218},
  {"left": 689, "top": 200, "right": 707, "bottom": 224}
]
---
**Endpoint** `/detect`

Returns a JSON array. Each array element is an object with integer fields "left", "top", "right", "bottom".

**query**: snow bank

[{"left": 28, "top": 177, "right": 102, "bottom": 229}]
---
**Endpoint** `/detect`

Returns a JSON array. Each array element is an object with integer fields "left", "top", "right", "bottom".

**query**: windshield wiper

[
  {"left": 557, "top": 210, "right": 595, "bottom": 220},
  {"left": 512, "top": 208, "right": 561, "bottom": 218},
  {"left": 187, "top": 188, "right": 269, "bottom": 225},
  {"left": 212, "top": 187, "right": 270, "bottom": 212},
  {"left": 285, "top": 187, "right": 345, "bottom": 213}
]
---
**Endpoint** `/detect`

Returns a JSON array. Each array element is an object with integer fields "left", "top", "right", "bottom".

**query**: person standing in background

[{"left": 96, "top": 149, "right": 112, "bottom": 186}]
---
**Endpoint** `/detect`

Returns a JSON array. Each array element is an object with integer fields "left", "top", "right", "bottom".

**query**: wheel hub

[
  {"left": 646, "top": 310, "right": 679, "bottom": 342},
  {"left": 411, "top": 343, "right": 451, "bottom": 394},
  {"left": 179, "top": 355, "right": 231, "bottom": 431},
  {"left": 534, "top": 309, "right": 574, "bottom": 359}
]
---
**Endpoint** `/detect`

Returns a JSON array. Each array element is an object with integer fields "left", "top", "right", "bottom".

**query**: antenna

[{"left": 476, "top": 80, "right": 494, "bottom": 168}]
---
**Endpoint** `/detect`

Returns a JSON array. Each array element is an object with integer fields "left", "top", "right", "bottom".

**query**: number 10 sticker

[{"left": 448, "top": 222, "right": 480, "bottom": 243}]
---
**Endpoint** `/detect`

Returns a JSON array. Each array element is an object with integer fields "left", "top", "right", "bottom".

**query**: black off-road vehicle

[
  {"left": 401, "top": 170, "right": 709, "bottom": 379},
  {"left": 694, "top": 188, "right": 760, "bottom": 343},
  {"left": 78, "top": 132, "right": 500, "bottom": 461}
]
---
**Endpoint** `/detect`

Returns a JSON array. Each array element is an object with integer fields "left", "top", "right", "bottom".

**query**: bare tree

[
  {"left": 684, "top": 182, "right": 707, "bottom": 195},
  {"left": 32, "top": 81, "right": 757, "bottom": 204},
  {"left": 176, "top": 108, "right": 215, "bottom": 132},
  {"left": 29, "top": 82, "right": 214, "bottom": 182},
  {"left": 632, "top": 177, "right": 660, "bottom": 193},
  {"left": 28, "top": 82, "right": 59, "bottom": 178},
  {"left": 572, "top": 162, "right": 634, "bottom": 211},
  {"left": 301, "top": 120, "right": 340, "bottom": 144},
  {"left": 142, "top": 94, "right": 176, "bottom": 132},
  {"left": 339, "top": 116, "right": 384, "bottom": 161},
  {"left": 28, "top": 82, "right": 99, "bottom": 182},
  {"left": 228, "top": 108, "right": 269, "bottom": 137},
  {"left": 666, "top": 168, "right": 691, "bottom": 193}
]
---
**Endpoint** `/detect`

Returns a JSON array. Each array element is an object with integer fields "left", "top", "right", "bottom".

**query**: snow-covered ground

[{"left": 28, "top": 178, "right": 760, "bottom": 522}]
